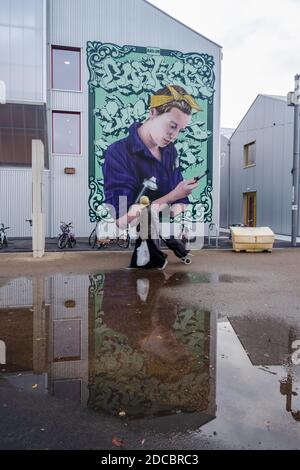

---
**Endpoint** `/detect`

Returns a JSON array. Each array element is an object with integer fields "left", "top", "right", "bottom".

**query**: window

[
  {"left": 244, "top": 142, "right": 256, "bottom": 167},
  {"left": 0, "top": 0, "right": 44, "bottom": 102},
  {"left": 51, "top": 46, "right": 81, "bottom": 91},
  {"left": 0, "top": 103, "right": 49, "bottom": 167},
  {"left": 52, "top": 111, "right": 81, "bottom": 155}
]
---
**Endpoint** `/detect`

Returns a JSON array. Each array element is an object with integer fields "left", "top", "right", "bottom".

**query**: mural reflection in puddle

[{"left": 88, "top": 271, "right": 216, "bottom": 422}]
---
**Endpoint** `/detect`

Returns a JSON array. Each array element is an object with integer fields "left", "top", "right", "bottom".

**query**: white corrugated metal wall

[
  {"left": 0, "top": 277, "right": 33, "bottom": 307},
  {"left": 0, "top": 169, "right": 51, "bottom": 237},
  {"left": 0, "top": 276, "right": 51, "bottom": 307},
  {"left": 48, "top": 0, "right": 221, "bottom": 237}
]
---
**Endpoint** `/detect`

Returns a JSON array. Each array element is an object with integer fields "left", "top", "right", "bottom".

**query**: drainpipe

[
  {"left": 227, "top": 138, "right": 231, "bottom": 229},
  {"left": 46, "top": 0, "right": 54, "bottom": 237},
  {"left": 288, "top": 74, "right": 300, "bottom": 246}
]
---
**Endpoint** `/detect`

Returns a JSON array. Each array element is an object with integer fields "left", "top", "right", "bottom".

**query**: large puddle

[{"left": 0, "top": 271, "right": 300, "bottom": 449}]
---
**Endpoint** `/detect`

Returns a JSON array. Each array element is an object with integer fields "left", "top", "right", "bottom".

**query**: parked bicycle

[
  {"left": 0, "top": 223, "right": 9, "bottom": 249},
  {"left": 57, "top": 222, "right": 76, "bottom": 249},
  {"left": 89, "top": 221, "right": 130, "bottom": 249}
]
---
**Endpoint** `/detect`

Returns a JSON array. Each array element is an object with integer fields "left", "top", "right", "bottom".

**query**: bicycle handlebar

[{"left": 60, "top": 221, "right": 73, "bottom": 226}]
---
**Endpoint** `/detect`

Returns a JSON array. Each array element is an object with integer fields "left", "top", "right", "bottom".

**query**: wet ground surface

[{"left": 0, "top": 268, "right": 300, "bottom": 449}]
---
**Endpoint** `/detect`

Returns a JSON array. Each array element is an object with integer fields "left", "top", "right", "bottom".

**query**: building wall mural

[{"left": 87, "top": 42, "right": 215, "bottom": 223}]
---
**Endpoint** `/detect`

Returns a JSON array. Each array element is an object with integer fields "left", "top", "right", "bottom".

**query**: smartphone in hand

[{"left": 193, "top": 170, "right": 208, "bottom": 182}]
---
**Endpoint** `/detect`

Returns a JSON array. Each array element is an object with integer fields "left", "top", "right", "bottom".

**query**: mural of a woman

[{"left": 103, "top": 84, "right": 202, "bottom": 267}]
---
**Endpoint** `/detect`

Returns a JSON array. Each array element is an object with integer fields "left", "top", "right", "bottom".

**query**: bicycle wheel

[
  {"left": 58, "top": 233, "right": 68, "bottom": 249},
  {"left": 68, "top": 236, "right": 76, "bottom": 248},
  {"left": 117, "top": 233, "right": 130, "bottom": 249},
  {"left": 89, "top": 228, "right": 97, "bottom": 248}
]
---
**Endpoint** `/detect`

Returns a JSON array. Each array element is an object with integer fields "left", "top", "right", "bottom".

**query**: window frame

[
  {"left": 243, "top": 191, "right": 257, "bottom": 227},
  {"left": 52, "top": 110, "right": 82, "bottom": 156},
  {"left": 51, "top": 45, "right": 82, "bottom": 93},
  {"left": 243, "top": 141, "right": 256, "bottom": 168}
]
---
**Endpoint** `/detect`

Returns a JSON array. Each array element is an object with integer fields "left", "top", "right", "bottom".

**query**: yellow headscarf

[{"left": 150, "top": 85, "right": 202, "bottom": 112}]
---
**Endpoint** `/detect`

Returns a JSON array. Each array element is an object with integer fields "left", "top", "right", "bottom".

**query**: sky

[{"left": 148, "top": 0, "right": 300, "bottom": 129}]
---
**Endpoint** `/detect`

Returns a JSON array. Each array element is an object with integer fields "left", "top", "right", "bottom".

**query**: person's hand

[
  {"left": 171, "top": 179, "right": 198, "bottom": 201},
  {"left": 128, "top": 203, "right": 142, "bottom": 217},
  {"left": 116, "top": 204, "right": 142, "bottom": 229}
]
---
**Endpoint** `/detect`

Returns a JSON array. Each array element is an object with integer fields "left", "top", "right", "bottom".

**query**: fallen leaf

[{"left": 112, "top": 436, "right": 125, "bottom": 447}]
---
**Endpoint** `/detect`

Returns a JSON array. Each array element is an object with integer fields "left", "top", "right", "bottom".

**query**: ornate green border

[{"left": 87, "top": 42, "right": 215, "bottom": 222}]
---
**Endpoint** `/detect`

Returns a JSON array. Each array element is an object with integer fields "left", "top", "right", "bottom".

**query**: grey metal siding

[
  {"left": 220, "top": 135, "right": 229, "bottom": 228},
  {"left": 229, "top": 95, "right": 298, "bottom": 236},
  {"left": 0, "top": 168, "right": 51, "bottom": 237}
]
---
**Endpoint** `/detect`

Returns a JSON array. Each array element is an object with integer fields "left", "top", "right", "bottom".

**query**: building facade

[
  {"left": 0, "top": 0, "right": 50, "bottom": 237},
  {"left": 219, "top": 128, "right": 233, "bottom": 229},
  {"left": 225, "top": 94, "right": 299, "bottom": 236},
  {"left": 0, "top": 0, "right": 222, "bottom": 237}
]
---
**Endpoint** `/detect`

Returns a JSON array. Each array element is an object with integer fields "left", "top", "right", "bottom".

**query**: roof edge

[
  {"left": 230, "top": 93, "right": 289, "bottom": 139},
  {"left": 229, "top": 95, "right": 261, "bottom": 140},
  {"left": 143, "top": 0, "right": 222, "bottom": 49},
  {"left": 261, "top": 94, "right": 287, "bottom": 102}
]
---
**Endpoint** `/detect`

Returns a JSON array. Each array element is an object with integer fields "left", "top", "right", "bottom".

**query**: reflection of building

[
  {"left": 0, "top": 272, "right": 217, "bottom": 429},
  {"left": 0, "top": 275, "right": 89, "bottom": 403},
  {"left": 0, "top": 278, "right": 49, "bottom": 394},
  {"left": 88, "top": 271, "right": 217, "bottom": 427},
  {"left": 47, "top": 275, "right": 90, "bottom": 404},
  {"left": 229, "top": 316, "right": 300, "bottom": 422}
]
